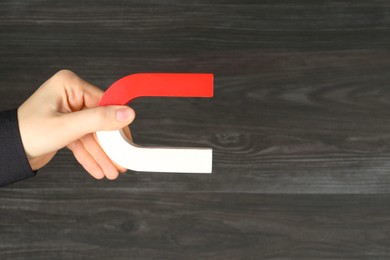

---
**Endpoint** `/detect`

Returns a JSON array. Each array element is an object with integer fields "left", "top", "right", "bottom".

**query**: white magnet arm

[{"left": 96, "top": 129, "right": 213, "bottom": 173}]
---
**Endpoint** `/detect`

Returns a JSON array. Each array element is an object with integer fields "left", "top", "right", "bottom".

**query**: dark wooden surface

[{"left": 1, "top": 1, "right": 390, "bottom": 259}]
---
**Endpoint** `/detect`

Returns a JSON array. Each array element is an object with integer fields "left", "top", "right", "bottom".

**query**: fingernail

[{"left": 116, "top": 108, "right": 134, "bottom": 122}]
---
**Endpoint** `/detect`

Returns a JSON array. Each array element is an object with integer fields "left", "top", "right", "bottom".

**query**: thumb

[{"left": 60, "top": 105, "right": 135, "bottom": 142}]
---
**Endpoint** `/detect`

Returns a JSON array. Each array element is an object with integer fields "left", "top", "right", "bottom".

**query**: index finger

[
  {"left": 79, "top": 78, "right": 104, "bottom": 108},
  {"left": 59, "top": 70, "right": 105, "bottom": 109}
]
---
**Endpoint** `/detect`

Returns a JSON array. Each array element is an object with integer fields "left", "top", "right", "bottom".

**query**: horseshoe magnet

[{"left": 96, "top": 73, "right": 214, "bottom": 173}]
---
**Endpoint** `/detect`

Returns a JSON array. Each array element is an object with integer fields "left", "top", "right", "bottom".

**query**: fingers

[
  {"left": 91, "top": 132, "right": 128, "bottom": 173},
  {"left": 55, "top": 70, "right": 104, "bottom": 106},
  {"left": 67, "top": 140, "right": 105, "bottom": 180},
  {"left": 68, "top": 134, "right": 124, "bottom": 180},
  {"left": 76, "top": 76, "right": 105, "bottom": 108},
  {"left": 49, "top": 70, "right": 134, "bottom": 180},
  {"left": 49, "top": 70, "right": 136, "bottom": 148},
  {"left": 80, "top": 133, "right": 120, "bottom": 180}
]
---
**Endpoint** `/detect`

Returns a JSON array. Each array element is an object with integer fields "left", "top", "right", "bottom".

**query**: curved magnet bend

[{"left": 96, "top": 73, "right": 214, "bottom": 173}]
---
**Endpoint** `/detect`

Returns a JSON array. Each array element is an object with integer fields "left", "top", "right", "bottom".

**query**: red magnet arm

[{"left": 99, "top": 73, "right": 214, "bottom": 106}]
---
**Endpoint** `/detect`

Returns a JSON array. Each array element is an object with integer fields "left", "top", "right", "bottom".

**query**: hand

[{"left": 17, "top": 70, "right": 135, "bottom": 180}]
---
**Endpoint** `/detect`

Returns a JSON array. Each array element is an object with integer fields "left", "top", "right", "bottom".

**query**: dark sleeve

[{"left": 0, "top": 109, "right": 36, "bottom": 187}]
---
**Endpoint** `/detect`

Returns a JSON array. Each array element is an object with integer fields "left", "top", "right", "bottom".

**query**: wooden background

[{"left": 1, "top": 0, "right": 390, "bottom": 259}]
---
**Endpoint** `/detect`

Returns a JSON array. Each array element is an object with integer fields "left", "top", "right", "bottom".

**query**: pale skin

[{"left": 17, "top": 70, "right": 135, "bottom": 180}]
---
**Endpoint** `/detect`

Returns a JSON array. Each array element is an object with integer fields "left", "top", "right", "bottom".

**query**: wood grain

[
  {"left": 0, "top": 0, "right": 390, "bottom": 259},
  {"left": 1, "top": 191, "right": 390, "bottom": 259}
]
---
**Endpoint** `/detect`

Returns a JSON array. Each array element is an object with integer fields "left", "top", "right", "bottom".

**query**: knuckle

[
  {"left": 50, "top": 69, "right": 77, "bottom": 86},
  {"left": 53, "top": 69, "right": 77, "bottom": 81},
  {"left": 96, "top": 107, "right": 109, "bottom": 120},
  {"left": 94, "top": 108, "right": 110, "bottom": 128}
]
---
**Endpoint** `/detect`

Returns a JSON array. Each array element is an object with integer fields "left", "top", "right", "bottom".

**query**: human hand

[{"left": 17, "top": 70, "right": 135, "bottom": 180}]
